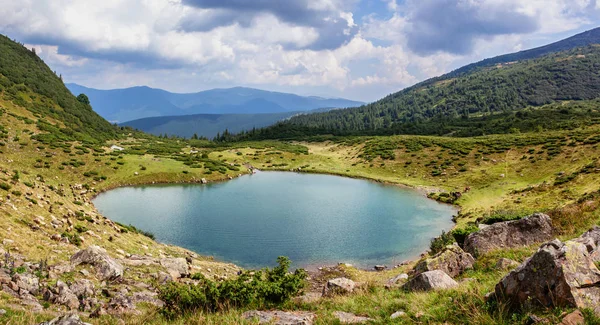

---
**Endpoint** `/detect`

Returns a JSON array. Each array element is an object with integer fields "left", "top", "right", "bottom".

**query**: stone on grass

[
  {"left": 402, "top": 270, "right": 458, "bottom": 292},
  {"left": 322, "top": 277, "right": 356, "bottom": 297},
  {"left": 560, "top": 310, "right": 585, "bottom": 325},
  {"left": 242, "top": 310, "right": 316, "bottom": 325},
  {"left": 464, "top": 213, "right": 553, "bottom": 257},
  {"left": 71, "top": 246, "right": 123, "bottom": 281},
  {"left": 333, "top": 311, "right": 373, "bottom": 324},
  {"left": 38, "top": 314, "right": 92, "bottom": 325},
  {"left": 495, "top": 239, "right": 600, "bottom": 315},
  {"left": 390, "top": 311, "right": 406, "bottom": 319},
  {"left": 160, "top": 257, "right": 189, "bottom": 279},
  {"left": 414, "top": 243, "right": 474, "bottom": 278}
]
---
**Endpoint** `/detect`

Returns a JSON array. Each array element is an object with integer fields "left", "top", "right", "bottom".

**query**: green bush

[
  {"left": 0, "top": 182, "right": 11, "bottom": 191},
  {"left": 429, "top": 230, "right": 455, "bottom": 255},
  {"left": 159, "top": 256, "right": 307, "bottom": 319}
]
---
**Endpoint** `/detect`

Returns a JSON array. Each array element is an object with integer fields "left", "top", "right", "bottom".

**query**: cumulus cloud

[{"left": 0, "top": 0, "right": 597, "bottom": 102}]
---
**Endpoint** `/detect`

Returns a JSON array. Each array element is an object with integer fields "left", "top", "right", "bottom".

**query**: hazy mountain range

[{"left": 66, "top": 83, "right": 364, "bottom": 123}]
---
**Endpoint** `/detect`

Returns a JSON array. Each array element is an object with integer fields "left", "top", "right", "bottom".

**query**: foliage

[
  {"left": 159, "top": 256, "right": 307, "bottom": 319},
  {"left": 230, "top": 46, "right": 600, "bottom": 140},
  {"left": 429, "top": 231, "right": 456, "bottom": 255}
]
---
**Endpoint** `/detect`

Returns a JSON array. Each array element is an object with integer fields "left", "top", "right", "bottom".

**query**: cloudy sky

[{"left": 1, "top": 0, "right": 599, "bottom": 102}]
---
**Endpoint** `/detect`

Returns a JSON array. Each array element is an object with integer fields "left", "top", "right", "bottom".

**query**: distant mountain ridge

[{"left": 66, "top": 83, "right": 364, "bottom": 123}]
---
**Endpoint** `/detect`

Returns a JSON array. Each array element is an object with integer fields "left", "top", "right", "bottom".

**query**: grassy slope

[{"left": 1, "top": 38, "right": 600, "bottom": 325}]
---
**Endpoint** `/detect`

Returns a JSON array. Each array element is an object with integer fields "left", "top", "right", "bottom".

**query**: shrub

[
  {"left": 74, "top": 224, "right": 88, "bottom": 233},
  {"left": 159, "top": 256, "right": 307, "bottom": 319},
  {"left": 429, "top": 230, "right": 455, "bottom": 254},
  {"left": 0, "top": 182, "right": 11, "bottom": 191}
]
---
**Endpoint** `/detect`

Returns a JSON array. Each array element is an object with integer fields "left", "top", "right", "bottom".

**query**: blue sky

[{"left": 0, "top": 0, "right": 598, "bottom": 102}]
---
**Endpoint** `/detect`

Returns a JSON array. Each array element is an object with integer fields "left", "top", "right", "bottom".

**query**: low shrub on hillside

[{"left": 159, "top": 256, "right": 307, "bottom": 319}]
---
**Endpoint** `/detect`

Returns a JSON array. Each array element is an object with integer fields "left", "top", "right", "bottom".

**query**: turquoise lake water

[{"left": 93, "top": 171, "right": 456, "bottom": 268}]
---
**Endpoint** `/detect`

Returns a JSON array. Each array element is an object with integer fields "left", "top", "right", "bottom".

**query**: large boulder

[
  {"left": 12, "top": 272, "right": 39, "bottom": 295},
  {"left": 322, "top": 277, "right": 356, "bottom": 297},
  {"left": 402, "top": 270, "right": 458, "bottom": 292},
  {"left": 159, "top": 258, "right": 189, "bottom": 280},
  {"left": 242, "top": 310, "right": 316, "bottom": 325},
  {"left": 464, "top": 213, "right": 553, "bottom": 257},
  {"left": 71, "top": 246, "right": 123, "bottom": 281},
  {"left": 494, "top": 239, "right": 600, "bottom": 315},
  {"left": 414, "top": 244, "right": 474, "bottom": 278},
  {"left": 572, "top": 226, "right": 600, "bottom": 262}
]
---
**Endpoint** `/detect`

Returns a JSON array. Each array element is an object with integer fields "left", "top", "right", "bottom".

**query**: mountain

[
  {"left": 121, "top": 111, "right": 299, "bottom": 139},
  {"left": 236, "top": 27, "right": 600, "bottom": 139},
  {"left": 66, "top": 83, "right": 364, "bottom": 123},
  {"left": 0, "top": 35, "right": 118, "bottom": 143}
]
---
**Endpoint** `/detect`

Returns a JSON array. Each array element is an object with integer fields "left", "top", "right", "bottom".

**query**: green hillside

[
  {"left": 0, "top": 35, "right": 118, "bottom": 143},
  {"left": 2, "top": 32, "right": 600, "bottom": 325},
  {"left": 236, "top": 42, "right": 600, "bottom": 139}
]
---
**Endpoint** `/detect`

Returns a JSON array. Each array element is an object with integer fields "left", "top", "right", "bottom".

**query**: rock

[
  {"left": 464, "top": 213, "right": 553, "bottom": 257},
  {"left": 13, "top": 273, "right": 39, "bottom": 295},
  {"left": 155, "top": 271, "right": 173, "bottom": 284},
  {"left": 573, "top": 226, "right": 600, "bottom": 261},
  {"left": 70, "top": 279, "right": 95, "bottom": 298},
  {"left": 322, "top": 277, "right": 356, "bottom": 297},
  {"left": 526, "top": 314, "right": 547, "bottom": 324},
  {"left": 402, "top": 270, "right": 459, "bottom": 292},
  {"left": 201, "top": 178, "right": 207, "bottom": 184},
  {"left": 0, "top": 269, "right": 10, "bottom": 284},
  {"left": 107, "top": 293, "right": 136, "bottom": 314},
  {"left": 414, "top": 243, "right": 475, "bottom": 278},
  {"left": 242, "top": 310, "right": 316, "bottom": 325},
  {"left": 53, "top": 281, "right": 80, "bottom": 310},
  {"left": 386, "top": 273, "right": 409, "bottom": 288},
  {"left": 38, "top": 314, "right": 92, "bottom": 325},
  {"left": 560, "top": 310, "right": 585, "bottom": 325},
  {"left": 495, "top": 258, "right": 520, "bottom": 270},
  {"left": 51, "top": 234, "right": 62, "bottom": 241},
  {"left": 390, "top": 311, "right": 406, "bottom": 319},
  {"left": 160, "top": 257, "right": 189, "bottom": 279},
  {"left": 293, "top": 292, "right": 321, "bottom": 304},
  {"left": 333, "top": 311, "right": 373, "bottom": 324},
  {"left": 0, "top": 309, "right": 5, "bottom": 315},
  {"left": 495, "top": 239, "right": 600, "bottom": 315},
  {"left": 71, "top": 246, "right": 124, "bottom": 280},
  {"left": 373, "top": 265, "right": 386, "bottom": 271},
  {"left": 132, "top": 291, "right": 164, "bottom": 307}
]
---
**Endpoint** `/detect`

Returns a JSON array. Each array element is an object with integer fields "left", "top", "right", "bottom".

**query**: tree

[
  {"left": 77, "top": 93, "right": 90, "bottom": 105},
  {"left": 191, "top": 133, "right": 199, "bottom": 140}
]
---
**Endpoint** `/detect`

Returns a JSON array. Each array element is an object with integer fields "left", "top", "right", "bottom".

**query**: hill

[
  {"left": 66, "top": 83, "right": 364, "bottom": 122},
  {"left": 237, "top": 28, "right": 600, "bottom": 139},
  {"left": 121, "top": 111, "right": 299, "bottom": 139}
]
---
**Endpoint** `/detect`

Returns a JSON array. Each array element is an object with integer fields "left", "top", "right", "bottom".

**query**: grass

[{"left": 2, "top": 83, "right": 600, "bottom": 323}]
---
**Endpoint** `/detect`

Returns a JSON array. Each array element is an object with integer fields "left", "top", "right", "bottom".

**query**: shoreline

[{"left": 89, "top": 167, "right": 460, "bottom": 272}]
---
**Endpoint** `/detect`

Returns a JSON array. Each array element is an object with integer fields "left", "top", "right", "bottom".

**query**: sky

[{"left": 1, "top": 0, "right": 599, "bottom": 102}]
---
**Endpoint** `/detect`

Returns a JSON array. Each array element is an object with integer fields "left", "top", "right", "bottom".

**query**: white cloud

[{"left": 1, "top": 0, "right": 598, "bottom": 102}]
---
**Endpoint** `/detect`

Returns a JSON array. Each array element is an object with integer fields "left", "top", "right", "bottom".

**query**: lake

[{"left": 93, "top": 171, "right": 456, "bottom": 269}]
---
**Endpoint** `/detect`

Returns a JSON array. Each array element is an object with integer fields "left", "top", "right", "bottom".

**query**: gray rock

[
  {"left": 160, "top": 257, "right": 189, "bottom": 279},
  {"left": 333, "top": 311, "right": 373, "bottom": 324},
  {"left": 107, "top": 293, "right": 136, "bottom": 314},
  {"left": 71, "top": 246, "right": 123, "bottom": 281},
  {"left": 495, "top": 239, "right": 600, "bottom": 315},
  {"left": 561, "top": 309, "right": 585, "bottom": 325},
  {"left": 70, "top": 279, "right": 95, "bottom": 298},
  {"left": 495, "top": 258, "right": 519, "bottom": 270},
  {"left": 53, "top": 280, "right": 80, "bottom": 310},
  {"left": 242, "top": 310, "right": 316, "bottom": 325},
  {"left": 464, "top": 213, "right": 553, "bottom": 257},
  {"left": 12, "top": 273, "right": 39, "bottom": 295},
  {"left": 322, "top": 277, "right": 356, "bottom": 297},
  {"left": 132, "top": 291, "right": 164, "bottom": 307},
  {"left": 390, "top": 311, "right": 406, "bottom": 319},
  {"left": 414, "top": 243, "right": 475, "bottom": 278},
  {"left": 386, "top": 273, "right": 409, "bottom": 288},
  {"left": 0, "top": 309, "right": 5, "bottom": 315},
  {"left": 38, "top": 314, "right": 92, "bottom": 325},
  {"left": 402, "top": 270, "right": 459, "bottom": 292}
]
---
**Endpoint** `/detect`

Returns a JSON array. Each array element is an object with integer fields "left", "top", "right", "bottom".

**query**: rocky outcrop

[
  {"left": 402, "top": 270, "right": 458, "bottom": 292},
  {"left": 52, "top": 281, "right": 80, "bottom": 310},
  {"left": 464, "top": 213, "right": 553, "bottom": 256},
  {"left": 494, "top": 239, "right": 600, "bottom": 315},
  {"left": 333, "top": 311, "right": 373, "bottom": 324},
  {"left": 38, "top": 314, "right": 91, "bottom": 325},
  {"left": 71, "top": 246, "right": 123, "bottom": 281},
  {"left": 414, "top": 244, "right": 474, "bottom": 278},
  {"left": 242, "top": 310, "right": 316, "bottom": 325},
  {"left": 159, "top": 257, "right": 189, "bottom": 279},
  {"left": 572, "top": 226, "right": 600, "bottom": 262},
  {"left": 322, "top": 277, "right": 356, "bottom": 297}
]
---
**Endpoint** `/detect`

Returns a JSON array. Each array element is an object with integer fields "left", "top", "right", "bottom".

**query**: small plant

[
  {"left": 159, "top": 256, "right": 307, "bottom": 319},
  {"left": 0, "top": 182, "right": 11, "bottom": 191},
  {"left": 429, "top": 230, "right": 455, "bottom": 255}
]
